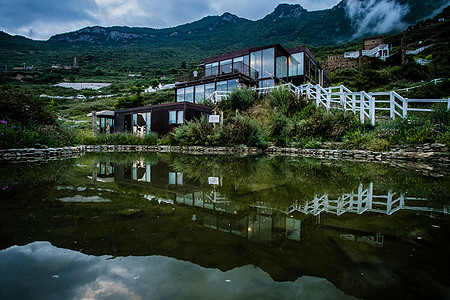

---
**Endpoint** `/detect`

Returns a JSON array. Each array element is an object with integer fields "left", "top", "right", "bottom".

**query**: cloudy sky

[{"left": 0, "top": 0, "right": 341, "bottom": 40}]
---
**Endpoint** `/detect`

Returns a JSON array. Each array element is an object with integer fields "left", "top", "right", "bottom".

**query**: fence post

[
  {"left": 316, "top": 85, "right": 320, "bottom": 107},
  {"left": 326, "top": 92, "right": 331, "bottom": 111},
  {"left": 360, "top": 92, "right": 365, "bottom": 123},
  {"left": 389, "top": 92, "right": 395, "bottom": 119},
  {"left": 369, "top": 95, "right": 375, "bottom": 125},
  {"left": 352, "top": 94, "right": 356, "bottom": 114},
  {"left": 402, "top": 98, "right": 408, "bottom": 118}
]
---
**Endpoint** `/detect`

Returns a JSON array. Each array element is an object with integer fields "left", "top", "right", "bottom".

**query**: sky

[{"left": 0, "top": 0, "right": 341, "bottom": 40}]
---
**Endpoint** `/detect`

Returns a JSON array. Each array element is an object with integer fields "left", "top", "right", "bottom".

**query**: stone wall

[{"left": 0, "top": 144, "right": 448, "bottom": 166}]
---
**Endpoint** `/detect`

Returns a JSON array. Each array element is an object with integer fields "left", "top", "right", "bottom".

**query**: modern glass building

[{"left": 175, "top": 44, "right": 331, "bottom": 103}]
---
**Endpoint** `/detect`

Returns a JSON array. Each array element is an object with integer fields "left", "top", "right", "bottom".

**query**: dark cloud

[{"left": 0, "top": 0, "right": 341, "bottom": 40}]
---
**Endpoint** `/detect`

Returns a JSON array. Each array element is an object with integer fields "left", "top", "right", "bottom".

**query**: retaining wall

[{"left": 0, "top": 143, "right": 448, "bottom": 166}]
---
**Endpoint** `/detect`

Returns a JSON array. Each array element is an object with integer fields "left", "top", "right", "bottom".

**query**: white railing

[
  {"left": 299, "top": 83, "right": 450, "bottom": 125},
  {"left": 344, "top": 44, "right": 390, "bottom": 61},
  {"left": 205, "top": 82, "right": 449, "bottom": 125},
  {"left": 406, "top": 44, "right": 432, "bottom": 55}
]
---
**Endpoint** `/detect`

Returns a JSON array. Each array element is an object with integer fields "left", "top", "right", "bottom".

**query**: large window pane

[
  {"left": 260, "top": 79, "right": 274, "bottom": 89},
  {"left": 176, "top": 88, "right": 185, "bottom": 102},
  {"left": 169, "top": 111, "right": 176, "bottom": 124},
  {"left": 205, "top": 63, "right": 212, "bottom": 77},
  {"left": 220, "top": 59, "right": 232, "bottom": 74},
  {"left": 262, "top": 48, "right": 275, "bottom": 78},
  {"left": 185, "top": 86, "right": 194, "bottom": 103},
  {"left": 276, "top": 56, "right": 288, "bottom": 78},
  {"left": 195, "top": 84, "right": 204, "bottom": 103},
  {"left": 177, "top": 110, "right": 184, "bottom": 124},
  {"left": 250, "top": 50, "right": 261, "bottom": 78},
  {"left": 205, "top": 83, "right": 215, "bottom": 99},
  {"left": 211, "top": 62, "right": 219, "bottom": 76},
  {"left": 146, "top": 112, "right": 151, "bottom": 135},
  {"left": 216, "top": 81, "right": 227, "bottom": 92},
  {"left": 289, "top": 53, "right": 303, "bottom": 76},
  {"left": 228, "top": 79, "right": 239, "bottom": 91},
  {"left": 233, "top": 56, "right": 249, "bottom": 76}
]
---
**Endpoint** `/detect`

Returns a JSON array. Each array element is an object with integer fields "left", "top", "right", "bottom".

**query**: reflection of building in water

[
  {"left": 175, "top": 191, "right": 303, "bottom": 244},
  {"left": 95, "top": 160, "right": 307, "bottom": 245},
  {"left": 94, "top": 160, "right": 448, "bottom": 245}
]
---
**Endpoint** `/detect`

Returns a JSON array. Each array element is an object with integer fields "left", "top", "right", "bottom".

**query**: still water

[{"left": 0, "top": 153, "right": 449, "bottom": 299}]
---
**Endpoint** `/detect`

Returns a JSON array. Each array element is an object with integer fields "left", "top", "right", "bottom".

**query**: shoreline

[{"left": 0, "top": 144, "right": 448, "bottom": 176}]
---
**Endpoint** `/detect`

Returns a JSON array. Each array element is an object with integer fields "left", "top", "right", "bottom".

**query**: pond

[{"left": 0, "top": 153, "right": 449, "bottom": 299}]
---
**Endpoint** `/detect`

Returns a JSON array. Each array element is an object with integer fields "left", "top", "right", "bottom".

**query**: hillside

[{"left": 0, "top": 0, "right": 448, "bottom": 74}]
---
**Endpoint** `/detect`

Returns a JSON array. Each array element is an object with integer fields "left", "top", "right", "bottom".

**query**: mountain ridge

[{"left": 38, "top": 0, "right": 448, "bottom": 47}]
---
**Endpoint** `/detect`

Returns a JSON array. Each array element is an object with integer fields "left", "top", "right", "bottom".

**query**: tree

[
  {"left": 114, "top": 94, "right": 144, "bottom": 109},
  {"left": 0, "top": 87, "right": 56, "bottom": 125},
  {"left": 150, "top": 78, "right": 160, "bottom": 89}
]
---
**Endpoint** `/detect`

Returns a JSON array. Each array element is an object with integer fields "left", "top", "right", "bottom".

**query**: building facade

[
  {"left": 175, "top": 44, "right": 331, "bottom": 104},
  {"left": 94, "top": 102, "right": 212, "bottom": 137}
]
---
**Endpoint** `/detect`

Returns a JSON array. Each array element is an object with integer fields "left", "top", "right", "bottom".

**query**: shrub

[
  {"left": 0, "top": 121, "right": 77, "bottom": 149},
  {"left": 0, "top": 88, "right": 56, "bottom": 126},
  {"left": 365, "top": 138, "right": 390, "bottom": 152},
  {"left": 171, "top": 117, "right": 213, "bottom": 146},
  {"left": 77, "top": 132, "right": 158, "bottom": 146},
  {"left": 267, "top": 86, "right": 307, "bottom": 116},
  {"left": 222, "top": 88, "right": 256, "bottom": 112}
]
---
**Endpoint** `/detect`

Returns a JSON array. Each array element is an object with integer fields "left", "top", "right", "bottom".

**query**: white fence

[
  {"left": 206, "top": 82, "right": 449, "bottom": 125},
  {"left": 344, "top": 44, "right": 390, "bottom": 61}
]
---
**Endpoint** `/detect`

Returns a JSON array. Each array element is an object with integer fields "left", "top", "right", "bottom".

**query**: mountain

[
  {"left": 0, "top": 0, "right": 448, "bottom": 75},
  {"left": 46, "top": 0, "right": 448, "bottom": 48}
]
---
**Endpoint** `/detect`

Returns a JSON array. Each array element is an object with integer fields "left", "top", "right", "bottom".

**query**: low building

[
  {"left": 175, "top": 44, "right": 331, "bottom": 104},
  {"left": 91, "top": 102, "right": 212, "bottom": 137}
]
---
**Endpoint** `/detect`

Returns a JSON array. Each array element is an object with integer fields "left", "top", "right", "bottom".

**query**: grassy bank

[{"left": 1, "top": 86, "right": 449, "bottom": 150}]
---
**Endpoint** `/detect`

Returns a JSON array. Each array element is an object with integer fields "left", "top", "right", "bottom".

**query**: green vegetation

[
  {"left": 77, "top": 132, "right": 158, "bottom": 146},
  {"left": 165, "top": 87, "right": 450, "bottom": 149}
]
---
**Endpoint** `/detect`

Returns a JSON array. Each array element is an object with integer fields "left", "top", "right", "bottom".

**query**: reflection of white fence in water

[
  {"left": 287, "top": 182, "right": 450, "bottom": 216},
  {"left": 206, "top": 82, "right": 449, "bottom": 125}
]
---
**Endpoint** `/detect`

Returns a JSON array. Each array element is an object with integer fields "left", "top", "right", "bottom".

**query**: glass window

[
  {"left": 185, "top": 86, "right": 194, "bottom": 103},
  {"left": 260, "top": 79, "right": 274, "bottom": 89},
  {"left": 169, "top": 172, "right": 176, "bottom": 185},
  {"left": 289, "top": 53, "right": 303, "bottom": 76},
  {"left": 262, "top": 48, "right": 275, "bottom": 78},
  {"left": 228, "top": 79, "right": 239, "bottom": 91},
  {"left": 250, "top": 50, "right": 262, "bottom": 78},
  {"left": 205, "top": 83, "right": 215, "bottom": 99},
  {"left": 195, "top": 84, "right": 204, "bottom": 103},
  {"left": 169, "top": 111, "right": 176, "bottom": 124},
  {"left": 216, "top": 81, "right": 227, "bottom": 92},
  {"left": 220, "top": 59, "right": 232, "bottom": 74},
  {"left": 145, "top": 112, "right": 151, "bottom": 135},
  {"left": 211, "top": 62, "right": 219, "bottom": 76},
  {"left": 176, "top": 88, "right": 185, "bottom": 102},
  {"left": 177, "top": 173, "right": 183, "bottom": 186},
  {"left": 276, "top": 56, "right": 288, "bottom": 78},
  {"left": 177, "top": 110, "right": 184, "bottom": 124},
  {"left": 205, "top": 63, "right": 212, "bottom": 77}
]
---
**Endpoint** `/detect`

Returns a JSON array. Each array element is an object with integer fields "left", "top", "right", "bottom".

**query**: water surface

[{"left": 0, "top": 153, "right": 449, "bottom": 299}]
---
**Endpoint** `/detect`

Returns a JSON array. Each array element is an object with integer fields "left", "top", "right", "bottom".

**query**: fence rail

[{"left": 205, "top": 82, "right": 449, "bottom": 125}]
